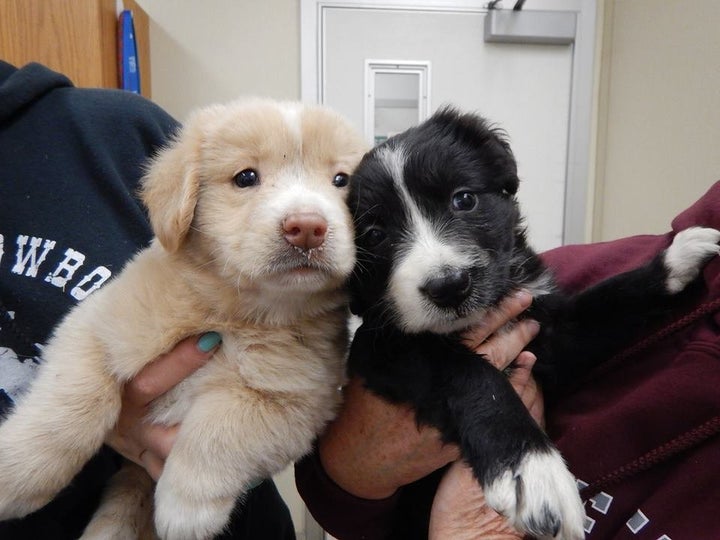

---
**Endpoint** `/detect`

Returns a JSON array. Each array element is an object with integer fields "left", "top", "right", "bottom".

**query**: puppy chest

[
  {"left": 148, "top": 326, "right": 346, "bottom": 425},
  {"left": 222, "top": 327, "right": 347, "bottom": 389}
]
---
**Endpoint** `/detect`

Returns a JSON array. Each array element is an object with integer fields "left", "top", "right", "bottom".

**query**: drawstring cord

[
  {"left": 580, "top": 416, "right": 720, "bottom": 499},
  {"left": 580, "top": 297, "right": 720, "bottom": 499}
]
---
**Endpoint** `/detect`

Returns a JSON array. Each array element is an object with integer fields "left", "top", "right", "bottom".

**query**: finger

[
  {"left": 509, "top": 352, "right": 545, "bottom": 427},
  {"left": 461, "top": 290, "right": 533, "bottom": 348},
  {"left": 125, "top": 332, "right": 221, "bottom": 406},
  {"left": 475, "top": 319, "right": 540, "bottom": 371},
  {"left": 524, "top": 378, "right": 545, "bottom": 428},
  {"left": 439, "top": 444, "right": 462, "bottom": 463},
  {"left": 513, "top": 350, "right": 537, "bottom": 371},
  {"left": 507, "top": 351, "right": 536, "bottom": 395},
  {"left": 105, "top": 420, "right": 179, "bottom": 474},
  {"left": 528, "top": 397, "right": 545, "bottom": 429},
  {"left": 430, "top": 461, "right": 521, "bottom": 539},
  {"left": 140, "top": 423, "right": 179, "bottom": 460},
  {"left": 139, "top": 449, "right": 166, "bottom": 482}
]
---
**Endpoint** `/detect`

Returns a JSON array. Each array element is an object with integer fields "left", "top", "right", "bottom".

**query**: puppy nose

[
  {"left": 421, "top": 268, "right": 472, "bottom": 308},
  {"left": 283, "top": 212, "right": 328, "bottom": 250}
]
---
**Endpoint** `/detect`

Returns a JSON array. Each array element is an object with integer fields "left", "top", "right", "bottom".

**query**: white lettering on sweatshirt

[{"left": 3, "top": 234, "right": 113, "bottom": 301}]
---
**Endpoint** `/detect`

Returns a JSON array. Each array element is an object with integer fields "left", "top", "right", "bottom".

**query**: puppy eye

[
  {"left": 233, "top": 168, "right": 259, "bottom": 188},
  {"left": 360, "top": 226, "right": 386, "bottom": 248},
  {"left": 451, "top": 191, "right": 478, "bottom": 212},
  {"left": 333, "top": 173, "right": 349, "bottom": 188}
]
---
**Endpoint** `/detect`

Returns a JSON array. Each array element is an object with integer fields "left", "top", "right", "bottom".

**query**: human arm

[{"left": 105, "top": 332, "right": 221, "bottom": 480}]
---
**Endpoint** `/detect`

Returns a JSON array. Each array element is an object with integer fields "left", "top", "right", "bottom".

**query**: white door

[{"left": 302, "top": 0, "right": 597, "bottom": 251}]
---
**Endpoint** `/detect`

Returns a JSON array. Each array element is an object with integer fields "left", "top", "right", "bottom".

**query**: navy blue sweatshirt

[
  {"left": 0, "top": 61, "right": 295, "bottom": 539},
  {"left": 0, "top": 61, "right": 178, "bottom": 538}
]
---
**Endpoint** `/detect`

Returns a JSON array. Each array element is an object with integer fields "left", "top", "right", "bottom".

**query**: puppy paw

[
  {"left": 484, "top": 448, "right": 585, "bottom": 540},
  {"left": 664, "top": 227, "right": 720, "bottom": 293},
  {"left": 154, "top": 485, "right": 235, "bottom": 540}
]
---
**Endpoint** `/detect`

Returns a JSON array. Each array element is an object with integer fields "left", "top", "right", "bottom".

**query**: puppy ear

[{"left": 140, "top": 122, "right": 201, "bottom": 253}]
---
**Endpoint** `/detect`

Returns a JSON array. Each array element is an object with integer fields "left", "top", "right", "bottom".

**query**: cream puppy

[{"left": 0, "top": 98, "right": 366, "bottom": 539}]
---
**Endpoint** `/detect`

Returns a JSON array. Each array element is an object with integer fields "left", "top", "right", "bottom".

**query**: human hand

[
  {"left": 428, "top": 292, "right": 545, "bottom": 538},
  {"left": 429, "top": 461, "right": 521, "bottom": 540},
  {"left": 318, "top": 375, "right": 460, "bottom": 499},
  {"left": 317, "top": 291, "right": 538, "bottom": 500},
  {"left": 428, "top": 350, "right": 543, "bottom": 539},
  {"left": 461, "top": 291, "right": 544, "bottom": 427},
  {"left": 105, "top": 332, "right": 221, "bottom": 480}
]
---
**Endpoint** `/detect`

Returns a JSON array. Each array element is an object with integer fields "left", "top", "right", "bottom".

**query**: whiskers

[
  {"left": 352, "top": 202, "right": 383, "bottom": 225},
  {"left": 351, "top": 246, "right": 376, "bottom": 275},
  {"left": 360, "top": 301, "right": 398, "bottom": 333}
]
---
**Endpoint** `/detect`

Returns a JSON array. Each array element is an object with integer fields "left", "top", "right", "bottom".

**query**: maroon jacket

[
  {"left": 543, "top": 181, "right": 720, "bottom": 539},
  {"left": 296, "top": 182, "right": 720, "bottom": 539}
]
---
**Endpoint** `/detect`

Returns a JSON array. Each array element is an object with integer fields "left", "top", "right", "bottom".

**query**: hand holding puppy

[
  {"left": 317, "top": 291, "right": 542, "bottom": 503},
  {"left": 106, "top": 332, "right": 221, "bottom": 481},
  {"left": 430, "top": 299, "right": 543, "bottom": 539}
]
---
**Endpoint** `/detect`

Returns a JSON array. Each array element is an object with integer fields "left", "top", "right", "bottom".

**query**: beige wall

[
  {"left": 137, "top": 0, "right": 300, "bottom": 121},
  {"left": 594, "top": 0, "right": 720, "bottom": 241}
]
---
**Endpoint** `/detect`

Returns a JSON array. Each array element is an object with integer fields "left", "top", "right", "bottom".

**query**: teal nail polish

[
  {"left": 245, "top": 478, "right": 264, "bottom": 491},
  {"left": 197, "top": 332, "right": 221, "bottom": 352}
]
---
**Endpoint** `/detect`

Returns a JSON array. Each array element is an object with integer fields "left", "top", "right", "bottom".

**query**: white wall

[
  {"left": 137, "top": 0, "right": 300, "bottom": 121},
  {"left": 594, "top": 0, "right": 720, "bottom": 241}
]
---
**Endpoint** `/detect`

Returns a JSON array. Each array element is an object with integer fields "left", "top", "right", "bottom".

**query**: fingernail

[
  {"left": 513, "top": 289, "right": 532, "bottom": 305},
  {"left": 245, "top": 478, "right": 264, "bottom": 491},
  {"left": 197, "top": 332, "right": 222, "bottom": 352},
  {"left": 526, "top": 319, "right": 540, "bottom": 336}
]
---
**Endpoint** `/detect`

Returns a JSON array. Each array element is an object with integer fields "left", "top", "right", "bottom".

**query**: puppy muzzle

[{"left": 420, "top": 267, "right": 472, "bottom": 308}]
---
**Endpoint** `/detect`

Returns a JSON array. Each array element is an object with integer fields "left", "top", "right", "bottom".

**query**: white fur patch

[
  {"left": 376, "top": 146, "right": 483, "bottom": 333},
  {"left": 522, "top": 271, "right": 557, "bottom": 298},
  {"left": 377, "top": 145, "right": 407, "bottom": 187},
  {"left": 278, "top": 102, "right": 303, "bottom": 144},
  {"left": 390, "top": 229, "right": 476, "bottom": 332},
  {"left": 664, "top": 227, "right": 720, "bottom": 293},
  {"left": 484, "top": 448, "right": 586, "bottom": 540}
]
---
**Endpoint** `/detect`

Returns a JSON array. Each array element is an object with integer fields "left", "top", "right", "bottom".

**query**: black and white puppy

[{"left": 346, "top": 108, "right": 720, "bottom": 539}]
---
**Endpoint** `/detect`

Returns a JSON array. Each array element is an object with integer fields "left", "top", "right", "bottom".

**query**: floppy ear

[{"left": 140, "top": 122, "right": 202, "bottom": 253}]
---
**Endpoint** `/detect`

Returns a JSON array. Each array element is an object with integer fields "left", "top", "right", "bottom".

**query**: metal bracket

[{"left": 484, "top": 9, "right": 576, "bottom": 45}]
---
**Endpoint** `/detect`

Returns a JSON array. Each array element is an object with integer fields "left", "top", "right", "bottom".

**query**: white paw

[
  {"left": 664, "top": 227, "right": 720, "bottom": 293},
  {"left": 154, "top": 482, "right": 235, "bottom": 540},
  {"left": 484, "top": 448, "right": 586, "bottom": 540}
]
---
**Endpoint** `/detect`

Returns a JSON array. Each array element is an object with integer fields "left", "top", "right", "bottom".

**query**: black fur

[{"left": 345, "top": 107, "right": 714, "bottom": 537}]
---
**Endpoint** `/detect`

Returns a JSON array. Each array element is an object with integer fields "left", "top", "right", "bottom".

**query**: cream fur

[{"left": 0, "top": 98, "right": 366, "bottom": 540}]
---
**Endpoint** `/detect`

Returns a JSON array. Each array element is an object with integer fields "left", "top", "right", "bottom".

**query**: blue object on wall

[{"left": 118, "top": 10, "right": 141, "bottom": 94}]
